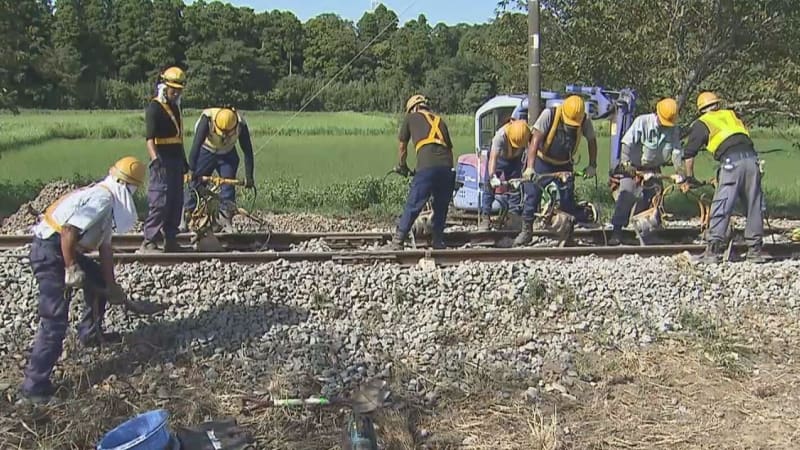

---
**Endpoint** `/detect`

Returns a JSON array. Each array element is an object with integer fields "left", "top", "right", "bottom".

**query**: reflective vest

[
  {"left": 500, "top": 122, "right": 527, "bottom": 160},
  {"left": 538, "top": 106, "right": 582, "bottom": 165},
  {"left": 697, "top": 109, "right": 750, "bottom": 154},
  {"left": 152, "top": 98, "right": 183, "bottom": 146},
  {"left": 42, "top": 184, "right": 112, "bottom": 251},
  {"left": 200, "top": 108, "right": 242, "bottom": 154},
  {"left": 413, "top": 111, "right": 448, "bottom": 152}
]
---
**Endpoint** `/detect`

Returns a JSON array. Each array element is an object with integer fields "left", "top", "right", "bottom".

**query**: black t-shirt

[
  {"left": 145, "top": 100, "right": 184, "bottom": 157},
  {"left": 398, "top": 111, "right": 454, "bottom": 170}
]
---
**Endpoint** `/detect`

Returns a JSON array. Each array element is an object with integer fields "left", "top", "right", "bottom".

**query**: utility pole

[{"left": 528, "top": 0, "right": 541, "bottom": 126}]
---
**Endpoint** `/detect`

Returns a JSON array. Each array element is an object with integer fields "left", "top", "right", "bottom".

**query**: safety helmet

[
  {"left": 561, "top": 95, "right": 585, "bottom": 127},
  {"left": 109, "top": 156, "right": 146, "bottom": 187},
  {"left": 405, "top": 94, "right": 429, "bottom": 113},
  {"left": 161, "top": 66, "right": 186, "bottom": 89},
  {"left": 506, "top": 119, "right": 531, "bottom": 149},
  {"left": 213, "top": 108, "right": 239, "bottom": 134},
  {"left": 656, "top": 98, "right": 678, "bottom": 127},
  {"left": 696, "top": 91, "right": 720, "bottom": 111}
]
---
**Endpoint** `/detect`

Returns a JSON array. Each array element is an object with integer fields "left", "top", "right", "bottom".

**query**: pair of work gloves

[
  {"left": 64, "top": 265, "right": 129, "bottom": 306},
  {"left": 519, "top": 165, "right": 597, "bottom": 181}
]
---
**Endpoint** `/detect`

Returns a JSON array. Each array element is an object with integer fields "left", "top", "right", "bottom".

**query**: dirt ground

[{"left": 1, "top": 313, "right": 799, "bottom": 449}]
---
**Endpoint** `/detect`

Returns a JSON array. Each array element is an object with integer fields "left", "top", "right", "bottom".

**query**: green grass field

[{"left": 1, "top": 110, "right": 799, "bottom": 219}]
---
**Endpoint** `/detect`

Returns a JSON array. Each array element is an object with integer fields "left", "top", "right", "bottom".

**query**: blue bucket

[{"left": 96, "top": 409, "right": 172, "bottom": 450}]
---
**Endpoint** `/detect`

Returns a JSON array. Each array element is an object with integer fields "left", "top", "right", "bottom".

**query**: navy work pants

[
  {"left": 143, "top": 156, "right": 184, "bottom": 242},
  {"left": 521, "top": 157, "right": 586, "bottom": 223},
  {"left": 22, "top": 235, "right": 109, "bottom": 394},
  {"left": 397, "top": 166, "right": 455, "bottom": 236},
  {"left": 184, "top": 149, "right": 240, "bottom": 211},
  {"left": 480, "top": 155, "right": 523, "bottom": 216}
]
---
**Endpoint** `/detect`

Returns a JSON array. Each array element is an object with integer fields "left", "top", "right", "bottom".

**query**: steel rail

[
  {"left": 0, "top": 227, "right": 714, "bottom": 251},
  {"left": 4, "top": 243, "right": 799, "bottom": 266}
]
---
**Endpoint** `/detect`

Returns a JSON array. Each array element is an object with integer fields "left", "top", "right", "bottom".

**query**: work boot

[
  {"left": 17, "top": 383, "right": 58, "bottom": 406},
  {"left": 746, "top": 245, "right": 767, "bottom": 263},
  {"left": 431, "top": 232, "right": 446, "bottom": 250},
  {"left": 80, "top": 331, "right": 123, "bottom": 348},
  {"left": 695, "top": 240, "right": 725, "bottom": 264},
  {"left": 138, "top": 240, "right": 160, "bottom": 253},
  {"left": 163, "top": 239, "right": 190, "bottom": 253},
  {"left": 478, "top": 215, "right": 491, "bottom": 231},
  {"left": 513, "top": 221, "right": 534, "bottom": 247},
  {"left": 390, "top": 231, "right": 405, "bottom": 250},
  {"left": 608, "top": 228, "right": 623, "bottom": 246}
]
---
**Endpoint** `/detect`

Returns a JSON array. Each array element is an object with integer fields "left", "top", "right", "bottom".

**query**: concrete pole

[{"left": 528, "top": 0, "right": 541, "bottom": 126}]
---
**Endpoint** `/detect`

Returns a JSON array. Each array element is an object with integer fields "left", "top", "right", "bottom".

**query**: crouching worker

[
  {"left": 479, "top": 120, "right": 531, "bottom": 230},
  {"left": 515, "top": 95, "right": 598, "bottom": 246},
  {"left": 19, "top": 157, "right": 144, "bottom": 405},
  {"left": 391, "top": 94, "right": 455, "bottom": 250},
  {"left": 609, "top": 98, "right": 682, "bottom": 245},
  {"left": 181, "top": 106, "right": 255, "bottom": 232}
]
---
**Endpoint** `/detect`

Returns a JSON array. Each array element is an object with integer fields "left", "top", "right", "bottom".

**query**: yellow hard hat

[
  {"left": 506, "top": 119, "right": 531, "bottom": 149},
  {"left": 561, "top": 95, "right": 585, "bottom": 127},
  {"left": 656, "top": 98, "right": 678, "bottom": 127},
  {"left": 696, "top": 91, "right": 720, "bottom": 111},
  {"left": 213, "top": 108, "right": 239, "bottom": 134},
  {"left": 405, "top": 94, "right": 429, "bottom": 113},
  {"left": 109, "top": 156, "right": 146, "bottom": 187},
  {"left": 161, "top": 66, "right": 186, "bottom": 89}
]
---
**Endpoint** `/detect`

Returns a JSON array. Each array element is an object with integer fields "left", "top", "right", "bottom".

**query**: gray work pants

[
  {"left": 708, "top": 155, "right": 764, "bottom": 248},
  {"left": 611, "top": 173, "right": 663, "bottom": 229}
]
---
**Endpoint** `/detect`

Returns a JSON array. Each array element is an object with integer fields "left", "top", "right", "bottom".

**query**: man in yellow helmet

[
  {"left": 392, "top": 94, "right": 455, "bottom": 249},
  {"left": 181, "top": 106, "right": 255, "bottom": 231},
  {"left": 608, "top": 97, "right": 683, "bottom": 245},
  {"left": 141, "top": 66, "right": 189, "bottom": 253},
  {"left": 676, "top": 91, "right": 765, "bottom": 263},
  {"left": 19, "top": 157, "right": 145, "bottom": 404},
  {"left": 515, "top": 95, "right": 599, "bottom": 246},
  {"left": 478, "top": 119, "right": 531, "bottom": 231}
]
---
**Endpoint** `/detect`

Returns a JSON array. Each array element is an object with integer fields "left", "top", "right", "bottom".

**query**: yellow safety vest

[
  {"left": 500, "top": 122, "right": 527, "bottom": 160},
  {"left": 414, "top": 111, "right": 448, "bottom": 152},
  {"left": 42, "top": 184, "right": 112, "bottom": 251},
  {"left": 538, "top": 106, "right": 582, "bottom": 165},
  {"left": 697, "top": 109, "right": 750, "bottom": 154},
  {"left": 152, "top": 98, "right": 183, "bottom": 146},
  {"left": 201, "top": 108, "right": 241, "bottom": 154}
]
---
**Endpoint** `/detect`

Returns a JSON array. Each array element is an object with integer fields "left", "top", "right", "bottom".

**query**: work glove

[
  {"left": 244, "top": 176, "right": 255, "bottom": 188},
  {"left": 64, "top": 264, "right": 85, "bottom": 289},
  {"left": 583, "top": 165, "right": 597, "bottom": 178},
  {"left": 394, "top": 164, "right": 410, "bottom": 177},
  {"left": 615, "top": 161, "right": 636, "bottom": 177},
  {"left": 670, "top": 174, "right": 686, "bottom": 184},
  {"left": 522, "top": 167, "right": 535, "bottom": 181},
  {"left": 489, "top": 174, "right": 502, "bottom": 188},
  {"left": 175, "top": 418, "right": 255, "bottom": 450}
]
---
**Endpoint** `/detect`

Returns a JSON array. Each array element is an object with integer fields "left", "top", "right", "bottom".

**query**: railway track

[{"left": 0, "top": 226, "right": 719, "bottom": 252}]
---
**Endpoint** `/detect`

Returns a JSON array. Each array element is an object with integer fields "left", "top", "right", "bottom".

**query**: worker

[
  {"left": 141, "top": 66, "right": 189, "bottom": 253},
  {"left": 391, "top": 94, "right": 455, "bottom": 250},
  {"left": 514, "top": 95, "right": 598, "bottom": 246},
  {"left": 181, "top": 106, "right": 255, "bottom": 232},
  {"left": 608, "top": 98, "right": 683, "bottom": 245},
  {"left": 478, "top": 120, "right": 531, "bottom": 231},
  {"left": 19, "top": 157, "right": 145, "bottom": 405},
  {"left": 676, "top": 91, "right": 765, "bottom": 263}
]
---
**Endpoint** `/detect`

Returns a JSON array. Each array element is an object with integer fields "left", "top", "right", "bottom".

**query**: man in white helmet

[{"left": 19, "top": 157, "right": 145, "bottom": 405}]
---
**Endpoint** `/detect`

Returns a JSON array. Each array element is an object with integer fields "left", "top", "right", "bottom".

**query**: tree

[
  {"left": 302, "top": 14, "right": 358, "bottom": 80},
  {"left": 111, "top": 0, "right": 153, "bottom": 82},
  {"left": 146, "top": 0, "right": 185, "bottom": 72}
]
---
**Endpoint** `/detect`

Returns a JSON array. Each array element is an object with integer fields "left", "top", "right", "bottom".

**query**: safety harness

[
  {"left": 414, "top": 111, "right": 448, "bottom": 152},
  {"left": 538, "top": 106, "right": 582, "bottom": 165},
  {"left": 42, "top": 184, "right": 113, "bottom": 251},
  {"left": 152, "top": 98, "right": 183, "bottom": 146}
]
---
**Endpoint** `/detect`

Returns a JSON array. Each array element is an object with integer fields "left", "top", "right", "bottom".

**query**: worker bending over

[
  {"left": 609, "top": 98, "right": 682, "bottom": 245},
  {"left": 142, "top": 66, "right": 189, "bottom": 253},
  {"left": 677, "top": 92, "right": 765, "bottom": 263},
  {"left": 19, "top": 157, "right": 145, "bottom": 404},
  {"left": 479, "top": 120, "right": 531, "bottom": 231},
  {"left": 392, "top": 95, "right": 455, "bottom": 249},
  {"left": 515, "top": 95, "right": 598, "bottom": 246},
  {"left": 182, "top": 107, "right": 255, "bottom": 231}
]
